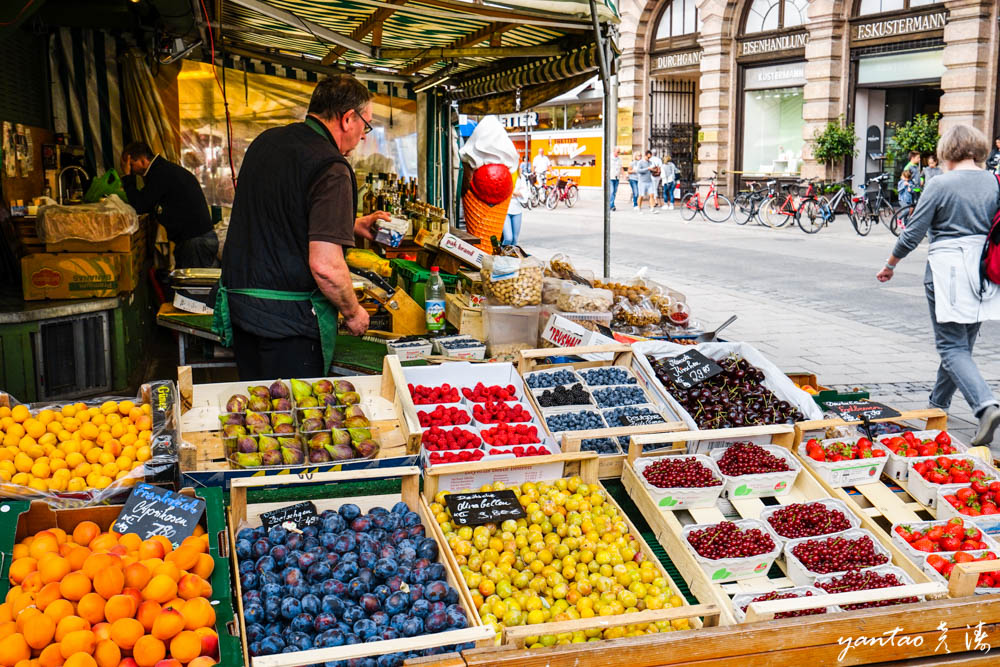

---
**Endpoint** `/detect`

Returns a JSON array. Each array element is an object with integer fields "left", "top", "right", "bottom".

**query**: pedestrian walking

[
  {"left": 503, "top": 171, "right": 530, "bottom": 246},
  {"left": 987, "top": 138, "right": 1000, "bottom": 173},
  {"left": 634, "top": 152, "right": 654, "bottom": 213},
  {"left": 647, "top": 150, "right": 662, "bottom": 211},
  {"left": 896, "top": 169, "right": 915, "bottom": 207},
  {"left": 661, "top": 155, "right": 678, "bottom": 209},
  {"left": 876, "top": 124, "right": 1000, "bottom": 449},
  {"left": 609, "top": 147, "right": 622, "bottom": 211},
  {"left": 903, "top": 151, "right": 922, "bottom": 183},
  {"left": 628, "top": 151, "right": 640, "bottom": 210}
]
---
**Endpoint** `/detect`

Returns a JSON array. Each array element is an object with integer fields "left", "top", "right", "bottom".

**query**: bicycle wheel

[
  {"left": 849, "top": 201, "right": 872, "bottom": 236},
  {"left": 680, "top": 193, "right": 699, "bottom": 221},
  {"left": 877, "top": 200, "right": 896, "bottom": 233},
  {"left": 545, "top": 188, "right": 559, "bottom": 209},
  {"left": 733, "top": 193, "right": 753, "bottom": 225},
  {"left": 761, "top": 199, "right": 788, "bottom": 229},
  {"left": 565, "top": 186, "right": 579, "bottom": 208},
  {"left": 888, "top": 207, "right": 911, "bottom": 237},
  {"left": 797, "top": 198, "right": 823, "bottom": 234},
  {"left": 702, "top": 193, "right": 732, "bottom": 223}
]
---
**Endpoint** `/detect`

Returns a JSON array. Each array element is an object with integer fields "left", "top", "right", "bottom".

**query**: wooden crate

[
  {"left": 420, "top": 451, "right": 719, "bottom": 649},
  {"left": 228, "top": 467, "right": 494, "bottom": 667},
  {"left": 517, "top": 344, "right": 687, "bottom": 477},
  {"left": 445, "top": 292, "right": 484, "bottom": 340},
  {"left": 177, "top": 371, "right": 420, "bottom": 489},
  {"left": 620, "top": 425, "right": 944, "bottom": 626}
]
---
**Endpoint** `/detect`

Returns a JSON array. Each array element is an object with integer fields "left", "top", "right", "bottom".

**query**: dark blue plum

[
  {"left": 326, "top": 551, "right": 341, "bottom": 567},
  {"left": 236, "top": 539, "right": 253, "bottom": 560},
  {"left": 370, "top": 610, "right": 389, "bottom": 628},
  {"left": 245, "top": 622, "right": 265, "bottom": 643},
  {"left": 344, "top": 633, "right": 361, "bottom": 646},
  {"left": 264, "top": 621, "right": 284, "bottom": 636},
  {"left": 402, "top": 511, "right": 421, "bottom": 528},
  {"left": 424, "top": 580, "right": 448, "bottom": 602},
  {"left": 357, "top": 568, "right": 374, "bottom": 586},
  {"left": 401, "top": 616, "right": 424, "bottom": 637},
  {"left": 427, "top": 563, "right": 446, "bottom": 581},
  {"left": 315, "top": 628, "right": 345, "bottom": 648},
  {"left": 391, "top": 529, "right": 409, "bottom": 545},
  {"left": 239, "top": 559, "right": 254, "bottom": 575},
  {"left": 424, "top": 610, "right": 448, "bottom": 633},
  {"left": 307, "top": 562, "right": 332, "bottom": 583},
  {"left": 280, "top": 597, "right": 302, "bottom": 620},
  {"left": 267, "top": 527, "right": 288, "bottom": 545},
  {"left": 445, "top": 587, "right": 459, "bottom": 605},
  {"left": 389, "top": 613, "right": 408, "bottom": 632},
  {"left": 301, "top": 593, "right": 321, "bottom": 616},
  {"left": 359, "top": 593, "right": 380, "bottom": 614},
  {"left": 302, "top": 524, "right": 319, "bottom": 538},
  {"left": 429, "top": 601, "right": 446, "bottom": 615},
  {"left": 397, "top": 563, "right": 412, "bottom": 584},
  {"left": 370, "top": 513, "right": 388, "bottom": 530},
  {"left": 370, "top": 528, "right": 388, "bottom": 543},
  {"left": 321, "top": 594, "right": 346, "bottom": 616},
  {"left": 410, "top": 598, "right": 431, "bottom": 619},
  {"left": 264, "top": 597, "right": 281, "bottom": 621},
  {"left": 322, "top": 514, "right": 346, "bottom": 533},
  {"left": 287, "top": 631, "right": 312, "bottom": 650},
  {"left": 386, "top": 575, "right": 403, "bottom": 592},
  {"left": 342, "top": 604, "right": 366, "bottom": 623},
  {"left": 248, "top": 641, "right": 261, "bottom": 657},
  {"left": 244, "top": 602, "right": 265, "bottom": 625},
  {"left": 285, "top": 533, "right": 303, "bottom": 551},
  {"left": 391, "top": 501, "right": 408, "bottom": 516},
  {"left": 340, "top": 551, "right": 359, "bottom": 566},
  {"left": 373, "top": 584, "right": 391, "bottom": 603},
  {"left": 259, "top": 571, "right": 281, "bottom": 587},
  {"left": 308, "top": 545, "right": 327, "bottom": 558},
  {"left": 296, "top": 551, "right": 318, "bottom": 571},
  {"left": 243, "top": 590, "right": 262, "bottom": 606},
  {"left": 333, "top": 532, "right": 357, "bottom": 555},
  {"left": 281, "top": 646, "right": 299, "bottom": 654},
  {"left": 407, "top": 584, "right": 424, "bottom": 604},
  {"left": 381, "top": 628, "right": 401, "bottom": 640},
  {"left": 397, "top": 546, "right": 417, "bottom": 563},
  {"left": 320, "top": 532, "right": 339, "bottom": 551},
  {"left": 385, "top": 591, "right": 409, "bottom": 615},
  {"left": 410, "top": 566, "right": 430, "bottom": 586},
  {"left": 407, "top": 524, "right": 425, "bottom": 539},
  {"left": 237, "top": 527, "right": 256, "bottom": 542},
  {"left": 377, "top": 651, "right": 404, "bottom": 667},
  {"left": 254, "top": 555, "right": 276, "bottom": 574},
  {"left": 333, "top": 565, "right": 355, "bottom": 584},
  {"left": 417, "top": 538, "right": 439, "bottom": 561},
  {"left": 261, "top": 582, "right": 282, "bottom": 599},
  {"left": 353, "top": 618, "right": 379, "bottom": 640},
  {"left": 447, "top": 604, "right": 468, "bottom": 629},
  {"left": 378, "top": 545, "right": 397, "bottom": 561},
  {"left": 339, "top": 503, "right": 361, "bottom": 521},
  {"left": 285, "top": 583, "right": 311, "bottom": 599},
  {"left": 322, "top": 579, "right": 347, "bottom": 597},
  {"left": 253, "top": 539, "right": 271, "bottom": 558},
  {"left": 269, "top": 544, "right": 288, "bottom": 566},
  {"left": 374, "top": 558, "right": 398, "bottom": 580},
  {"left": 311, "top": 582, "right": 327, "bottom": 597},
  {"left": 283, "top": 567, "right": 303, "bottom": 586},
  {"left": 303, "top": 536, "right": 320, "bottom": 550},
  {"left": 258, "top": 635, "right": 285, "bottom": 655},
  {"left": 347, "top": 577, "right": 370, "bottom": 599},
  {"left": 358, "top": 551, "right": 377, "bottom": 571},
  {"left": 351, "top": 517, "right": 371, "bottom": 532},
  {"left": 338, "top": 621, "right": 352, "bottom": 635},
  {"left": 314, "top": 612, "right": 337, "bottom": 633},
  {"left": 240, "top": 572, "right": 259, "bottom": 590},
  {"left": 290, "top": 612, "right": 314, "bottom": 633}
]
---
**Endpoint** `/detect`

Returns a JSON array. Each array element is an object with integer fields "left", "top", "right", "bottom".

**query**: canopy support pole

[{"left": 589, "top": 0, "right": 612, "bottom": 279}]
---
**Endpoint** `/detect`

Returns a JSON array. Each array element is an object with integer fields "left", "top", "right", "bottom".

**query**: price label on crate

[
  {"left": 113, "top": 483, "right": 205, "bottom": 548},
  {"left": 824, "top": 400, "right": 900, "bottom": 422},
  {"left": 445, "top": 490, "right": 526, "bottom": 526},
  {"left": 661, "top": 350, "right": 723, "bottom": 389},
  {"left": 260, "top": 501, "right": 321, "bottom": 532},
  {"left": 618, "top": 414, "right": 664, "bottom": 427}
]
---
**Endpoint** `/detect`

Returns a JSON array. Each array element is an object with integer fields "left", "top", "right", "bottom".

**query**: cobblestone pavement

[{"left": 517, "top": 195, "right": 1000, "bottom": 445}]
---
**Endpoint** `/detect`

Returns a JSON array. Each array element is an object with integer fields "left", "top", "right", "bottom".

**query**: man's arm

[{"left": 308, "top": 241, "right": 369, "bottom": 335}]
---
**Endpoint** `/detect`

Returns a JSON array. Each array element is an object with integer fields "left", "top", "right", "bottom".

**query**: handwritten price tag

[
  {"left": 113, "top": 484, "right": 205, "bottom": 548},
  {"left": 445, "top": 490, "right": 526, "bottom": 526},
  {"left": 662, "top": 350, "right": 724, "bottom": 390},
  {"left": 261, "top": 501, "right": 320, "bottom": 531},
  {"left": 823, "top": 400, "right": 901, "bottom": 422}
]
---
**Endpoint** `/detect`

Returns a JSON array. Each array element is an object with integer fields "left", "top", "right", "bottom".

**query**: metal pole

[{"left": 588, "top": 0, "right": 612, "bottom": 279}]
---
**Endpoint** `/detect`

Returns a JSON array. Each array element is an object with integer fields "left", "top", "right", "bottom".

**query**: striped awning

[
  {"left": 452, "top": 44, "right": 601, "bottom": 99},
  {"left": 218, "top": 0, "right": 618, "bottom": 80}
]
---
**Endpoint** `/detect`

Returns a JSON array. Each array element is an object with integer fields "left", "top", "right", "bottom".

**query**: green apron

[
  {"left": 213, "top": 286, "right": 339, "bottom": 374},
  {"left": 212, "top": 115, "right": 350, "bottom": 373}
]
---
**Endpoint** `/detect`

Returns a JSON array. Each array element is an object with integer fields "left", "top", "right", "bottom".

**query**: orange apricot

[
  {"left": 154, "top": 661, "right": 181, "bottom": 667},
  {"left": 54, "top": 615, "right": 90, "bottom": 642},
  {"left": 59, "top": 629, "right": 95, "bottom": 658},
  {"left": 82, "top": 554, "right": 118, "bottom": 580},
  {"left": 8, "top": 594, "right": 34, "bottom": 619},
  {"left": 168, "top": 631, "right": 200, "bottom": 663},
  {"left": 47, "top": 528, "right": 67, "bottom": 545},
  {"left": 131, "top": 635, "right": 165, "bottom": 667},
  {"left": 180, "top": 536, "right": 207, "bottom": 554},
  {"left": 93, "top": 568, "right": 124, "bottom": 599},
  {"left": 64, "top": 656, "right": 98, "bottom": 667},
  {"left": 88, "top": 534, "right": 119, "bottom": 554},
  {"left": 124, "top": 563, "right": 151, "bottom": 591},
  {"left": 93, "top": 622, "right": 111, "bottom": 642},
  {"left": 0, "top": 633, "right": 30, "bottom": 667},
  {"left": 179, "top": 598, "right": 214, "bottom": 632},
  {"left": 43, "top": 599, "right": 74, "bottom": 624},
  {"left": 193, "top": 627, "right": 218, "bottom": 658},
  {"left": 22, "top": 612, "right": 54, "bottom": 650},
  {"left": 37, "top": 556, "right": 70, "bottom": 585},
  {"left": 137, "top": 541, "right": 164, "bottom": 561},
  {"left": 94, "top": 639, "right": 121, "bottom": 667},
  {"left": 77, "top": 593, "right": 106, "bottom": 625},
  {"left": 0, "top": 623, "right": 14, "bottom": 641},
  {"left": 59, "top": 571, "right": 92, "bottom": 601},
  {"left": 165, "top": 548, "right": 198, "bottom": 573},
  {"left": 67, "top": 545, "right": 93, "bottom": 571},
  {"left": 175, "top": 575, "right": 206, "bottom": 601},
  {"left": 149, "top": 537, "right": 173, "bottom": 557},
  {"left": 0, "top": 605, "right": 11, "bottom": 625},
  {"left": 104, "top": 595, "right": 136, "bottom": 624},
  {"left": 37, "top": 644, "right": 62, "bottom": 667},
  {"left": 186, "top": 659, "right": 216, "bottom": 667},
  {"left": 141, "top": 576, "right": 176, "bottom": 604},
  {"left": 35, "top": 582, "right": 62, "bottom": 611},
  {"left": 72, "top": 522, "right": 101, "bottom": 547},
  {"left": 161, "top": 599, "right": 184, "bottom": 613},
  {"left": 152, "top": 562, "right": 180, "bottom": 584},
  {"left": 13, "top": 607, "right": 40, "bottom": 635},
  {"left": 191, "top": 555, "right": 213, "bottom": 582},
  {"left": 18, "top": 573, "right": 41, "bottom": 595},
  {"left": 7, "top": 559, "right": 36, "bottom": 586},
  {"left": 108, "top": 618, "right": 143, "bottom": 650},
  {"left": 150, "top": 609, "right": 184, "bottom": 641},
  {"left": 117, "top": 534, "right": 141, "bottom": 553},
  {"left": 119, "top": 659, "right": 139, "bottom": 667},
  {"left": 28, "top": 534, "right": 59, "bottom": 561},
  {"left": 135, "top": 601, "right": 160, "bottom": 632},
  {"left": 121, "top": 588, "right": 143, "bottom": 610}
]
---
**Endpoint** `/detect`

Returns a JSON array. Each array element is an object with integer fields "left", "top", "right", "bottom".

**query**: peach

[
  {"left": 0, "top": 632, "right": 30, "bottom": 667},
  {"left": 104, "top": 594, "right": 136, "bottom": 624},
  {"left": 108, "top": 618, "right": 143, "bottom": 651},
  {"left": 94, "top": 639, "right": 121, "bottom": 667},
  {"left": 60, "top": 629, "right": 96, "bottom": 658},
  {"left": 141, "top": 576, "right": 176, "bottom": 604},
  {"left": 150, "top": 609, "right": 184, "bottom": 642},
  {"left": 124, "top": 563, "right": 152, "bottom": 591},
  {"left": 59, "top": 572, "right": 92, "bottom": 601},
  {"left": 136, "top": 601, "right": 161, "bottom": 632},
  {"left": 167, "top": 631, "right": 200, "bottom": 663},
  {"left": 132, "top": 635, "right": 165, "bottom": 667},
  {"left": 193, "top": 627, "right": 217, "bottom": 658},
  {"left": 54, "top": 615, "right": 90, "bottom": 642},
  {"left": 22, "top": 612, "right": 54, "bottom": 650},
  {"left": 77, "top": 592, "right": 107, "bottom": 624},
  {"left": 94, "top": 568, "right": 125, "bottom": 599}
]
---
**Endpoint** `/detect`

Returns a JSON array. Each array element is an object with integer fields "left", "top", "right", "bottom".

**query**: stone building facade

[{"left": 616, "top": 0, "right": 1000, "bottom": 193}]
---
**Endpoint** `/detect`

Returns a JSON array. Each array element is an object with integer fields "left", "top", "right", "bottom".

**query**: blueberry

[
  {"left": 581, "top": 367, "right": 636, "bottom": 386},
  {"left": 545, "top": 410, "right": 605, "bottom": 433},
  {"left": 526, "top": 369, "right": 577, "bottom": 388},
  {"left": 593, "top": 385, "right": 647, "bottom": 408},
  {"left": 582, "top": 437, "right": 620, "bottom": 454}
]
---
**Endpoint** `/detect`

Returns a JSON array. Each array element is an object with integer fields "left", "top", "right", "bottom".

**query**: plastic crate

[{"left": 390, "top": 259, "right": 458, "bottom": 305}]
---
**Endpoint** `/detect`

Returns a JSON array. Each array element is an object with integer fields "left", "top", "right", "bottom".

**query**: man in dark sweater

[
  {"left": 220, "top": 74, "right": 389, "bottom": 380},
  {"left": 121, "top": 142, "right": 219, "bottom": 268}
]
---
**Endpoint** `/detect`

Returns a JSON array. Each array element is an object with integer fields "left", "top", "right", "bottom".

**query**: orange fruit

[
  {"left": 135, "top": 601, "right": 160, "bottom": 632},
  {"left": 149, "top": 537, "right": 173, "bottom": 557},
  {"left": 168, "top": 631, "right": 201, "bottom": 663},
  {"left": 64, "top": 656, "right": 97, "bottom": 667},
  {"left": 117, "top": 534, "right": 141, "bottom": 553},
  {"left": 124, "top": 563, "right": 151, "bottom": 591},
  {"left": 176, "top": 575, "right": 207, "bottom": 601},
  {"left": 0, "top": 632, "right": 30, "bottom": 667},
  {"left": 34, "top": 583, "right": 61, "bottom": 613},
  {"left": 152, "top": 562, "right": 181, "bottom": 584},
  {"left": 0, "top": 623, "right": 14, "bottom": 641},
  {"left": 28, "top": 534, "right": 58, "bottom": 561},
  {"left": 94, "top": 639, "right": 120, "bottom": 667},
  {"left": 59, "top": 629, "right": 95, "bottom": 658},
  {"left": 54, "top": 615, "right": 90, "bottom": 642},
  {"left": 161, "top": 599, "right": 184, "bottom": 613},
  {"left": 59, "top": 571, "right": 92, "bottom": 601},
  {"left": 18, "top": 573, "right": 41, "bottom": 595},
  {"left": 42, "top": 599, "right": 73, "bottom": 624},
  {"left": 187, "top": 659, "right": 216, "bottom": 667},
  {"left": 82, "top": 554, "right": 115, "bottom": 580},
  {"left": 166, "top": 548, "right": 198, "bottom": 572},
  {"left": 88, "top": 534, "right": 119, "bottom": 555},
  {"left": 37, "top": 644, "right": 62, "bottom": 667},
  {"left": 7, "top": 559, "right": 36, "bottom": 586},
  {"left": 10, "top": 406, "right": 28, "bottom": 423},
  {"left": 150, "top": 609, "right": 184, "bottom": 641},
  {"left": 0, "top": 605, "right": 11, "bottom": 624},
  {"left": 108, "top": 618, "right": 143, "bottom": 650},
  {"left": 92, "top": 622, "right": 111, "bottom": 642},
  {"left": 13, "top": 608, "right": 40, "bottom": 635},
  {"left": 132, "top": 635, "right": 165, "bottom": 667},
  {"left": 37, "top": 556, "right": 70, "bottom": 584},
  {"left": 72, "top": 522, "right": 101, "bottom": 548},
  {"left": 141, "top": 575, "right": 176, "bottom": 604},
  {"left": 191, "top": 555, "right": 214, "bottom": 582},
  {"left": 180, "top": 537, "right": 207, "bottom": 555},
  {"left": 67, "top": 545, "right": 92, "bottom": 571},
  {"left": 193, "top": 627, "right": 218, "bottom": 657},
  {"left": 77, "top": 593, "right": 106, "bottom": 624},
  {"left": 103, "top": 595, "right": 135, "bottom": 624},
  {"left": 93, "top": 568, "right": 124, "bottom": 599},
  {"left": 179, "top": 598, "right": 214, "bottom": 632},
  {"left": 9, "top": 594, "right": 34, "bottom": 619},
  {"left": 137, "top": 541, "right": 164, "bottom": 561}
]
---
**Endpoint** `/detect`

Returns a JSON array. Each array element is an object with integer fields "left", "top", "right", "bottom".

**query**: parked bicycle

[
  {"left": 680, "top": 171, "right": 733, "bottom": 223},
  {"left": 761, "top": 181, "right": 806, "bottom": 229},
  {"left": 545, "top": 176, "right": 579, "bottom": 209},
  {"left": 850, "top": 173, "right": 895, "bottom": 236},
  {"left": 890, "top": 203, "right": 915, "bottom": 238},
  {"left": 733, "top": 180, "right": 776, "bottom": 226},
  {"left": 795, "top": 176, "right": 854, "bottom": 234},
  {"left": 528, "top": 172, "right": 549, "bottom": 208}
]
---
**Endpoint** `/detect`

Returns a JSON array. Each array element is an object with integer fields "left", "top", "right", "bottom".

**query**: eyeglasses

[{"left": 356, "top": 109, "right": 374, "bottom": 135}]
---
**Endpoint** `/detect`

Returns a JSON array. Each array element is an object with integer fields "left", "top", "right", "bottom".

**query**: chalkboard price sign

[
  {"left": 824, "top": 400, "right": 901, "bottom": 422},
  {"left": 445, "top": 490, "right": 526, "bottom": 526},
  {"left": 618, "top": 414, "right": 665, "bottom": 427},
  {"left": 662, "top": 350, "right": 724, "bottom": 390},
  {"left": 113, "top": 484, "right": 206, "bottom": 548},
  {"left": 260, "top": 501, "right": 321, "bottom": 531}
]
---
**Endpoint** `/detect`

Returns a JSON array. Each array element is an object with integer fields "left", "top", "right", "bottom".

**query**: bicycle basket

[{"left": 557, "top": 178, "right": 568, "bottom": 188}]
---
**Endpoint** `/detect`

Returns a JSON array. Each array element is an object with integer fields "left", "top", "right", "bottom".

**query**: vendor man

[
  {"left": 120, "top": 142, "right": 218, "bottom": 268},
  {"left": 218, "top": 74, "right": 389, "bottom": 380}
]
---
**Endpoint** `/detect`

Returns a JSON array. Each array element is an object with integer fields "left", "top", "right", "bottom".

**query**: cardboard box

[
  {"left": 445, "top": 292, "right": 484, "bottom": 339},
  {"left": 439, "top": 232, "right": 486, "bottom": 268},
  {"left": 21, "top": 250, "right": 141, "bottom": 300}
]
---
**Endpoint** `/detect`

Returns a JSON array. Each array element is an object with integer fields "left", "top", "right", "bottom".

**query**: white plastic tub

[
  {"left": 731, "top": 586, "right": 839, "bottom": 623},
  {"left": 783, "top": 528, "right": 892, "bottom": 586},
  {"left": 935, "top": 488, "right": 1000, "bottom": 533},
  {"left": 890, "top": 518, "right": 1000, "bottom": 566},
  {"left": 682, "top": 518, "right": 783, "bottom": 584},
  {"left": 433, "top": 335, "right": 487, "bottom": 360},
  {"left": 813, "top": 565, "right": 924, "bottom": 611},
  {"left": 710, "top": 444, "right": 801, "bottom": 499},
  {"left": 633, "top": 454, "right": 725, "bottom": 510},
  {"left": 386, "top": 338, "right": 432, "bottom": 361},
  {"left": 759, "top": 499, "right": 861, "bottom": 540},
  {"left": 798, "top": 438, "right": 889, "bottom": 488},
  {"left": 875, "top": 429, "right": 969, "bottom": 482},
  {"left": 905, "top": 456, "right": 998, "bottom": 508},
  {"left": 522, "top": 368, "right": 583, "bottom": 390},
  {"left": 922, "top": 551, "right": 1000, "bottom": 595}
]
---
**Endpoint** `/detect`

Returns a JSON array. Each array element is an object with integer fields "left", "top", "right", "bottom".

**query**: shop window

[
  {"left": 742, "top": 87, "right": 805, "bottom": 174},
  {"left": 655, "top": 0, "right": 699, "bottom": 40},
  {"left": 531, "top": 106, "right": 562, "bottom": 131},
  {"left": 857, "top": 0, "right": 942, "bottom": 14},
  {"left": 743, "top": 0, "right": 810, "bottom": 34},
  {"left": 566, "top": 101, "right": 603, "bottom": 129}
]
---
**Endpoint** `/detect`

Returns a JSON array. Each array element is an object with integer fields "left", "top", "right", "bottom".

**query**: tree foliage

[
  {"left": 811, "top": 118, "right": 859, "bottom": 166},
  {"left": 886, "top": 113, "right": 940, "bottom": 162}
]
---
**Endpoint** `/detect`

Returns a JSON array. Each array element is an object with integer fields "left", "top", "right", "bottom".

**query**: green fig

[
  {"left": 291, "top": 378, "right": 313, "bottom": 403},
  {"left": 269, "top": 380, "right": 290, "bottom": 400},
  {"left": 348, "top": 427, "right": 372, "bottom": 442},
  {"left": 298, "top": 396, "right": 319, "bottom": 408},
  {"left": 337, "top": 391, "right": 361, "bottom": 406},
  {"left": 248, "top": 385, "right": 270, "bottom": 400},
  {"left": 258, "top": 435, "right": 280, "bottom": 452},
  {"left": 260, "top": 449, "right": 282, "bottom": 466},
  {"left": 281, "top": 447, "right": 305, "bottom": 465},
  {"left": 233, "top": 452, "right": 263, "bottom": 468},
  {"left": 271, "top": 412, "right": 294, "bottom": 428},
  {"left": 312, "top": 379, "right": 334, "bottom": 396}
]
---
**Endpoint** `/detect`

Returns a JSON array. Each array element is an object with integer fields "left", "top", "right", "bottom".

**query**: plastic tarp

[{"left": 36, "top": 195, "right": 139, "bottom": 243}]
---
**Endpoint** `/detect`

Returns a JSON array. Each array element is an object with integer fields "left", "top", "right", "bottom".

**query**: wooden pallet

[
  {"left": 619, "top": 425, "right": 942, "bottom": 626},
  {"left": 228, "top": 467, "right": 494, "bottom": 667},
  {"left": 421, "top": 451, "right": 719, "bottom": 648}
]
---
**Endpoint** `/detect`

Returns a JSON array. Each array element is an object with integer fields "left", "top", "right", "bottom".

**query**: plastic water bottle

[{"left": 425, "top": 266, "right": 446, "bottom": 335}]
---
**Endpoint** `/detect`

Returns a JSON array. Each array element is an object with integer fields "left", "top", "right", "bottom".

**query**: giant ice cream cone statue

[{"left": 459, "top": 116, "right": 519, "bottom": 252}]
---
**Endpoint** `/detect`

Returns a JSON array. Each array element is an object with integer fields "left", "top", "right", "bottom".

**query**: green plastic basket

[{"left": 390, "top": 259, "right": 458, "bottom": 305}]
